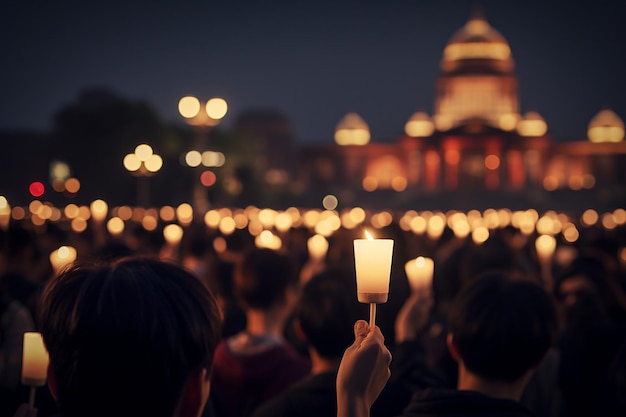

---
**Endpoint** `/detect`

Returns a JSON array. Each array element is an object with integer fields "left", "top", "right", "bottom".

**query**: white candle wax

[
  {"left": 22, "top": 332, "right": 49, "bottom": 386},
  {"left": 405, "top": 256, "right": 434, "bottom": 293},
  {"left": 354, "top": 233, "right": 394, "bottom": 303}
]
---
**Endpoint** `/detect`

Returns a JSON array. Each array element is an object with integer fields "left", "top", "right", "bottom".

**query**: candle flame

[
  {"left": 365, "top": 230, "right": 374, "bottom": 240},
  {"left": 415, "top": 256, "right": 425, "bottom": 267}
]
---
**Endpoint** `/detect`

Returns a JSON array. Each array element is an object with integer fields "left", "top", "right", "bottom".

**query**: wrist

[{"left": 337, "top": 392, "right": 369, "bottom": 417}]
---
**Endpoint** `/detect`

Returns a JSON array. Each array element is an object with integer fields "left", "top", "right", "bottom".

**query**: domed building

[{"left": 294, "top": 8, "right": 626, "bottom": 212}]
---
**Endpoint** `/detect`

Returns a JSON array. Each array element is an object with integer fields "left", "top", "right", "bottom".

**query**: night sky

[{"left": 2, "top": 0, "right": 625, "bottom": 143}]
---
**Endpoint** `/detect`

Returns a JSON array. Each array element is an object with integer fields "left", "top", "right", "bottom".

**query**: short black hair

[
  {"left": 38, "top": 256, "right": 222, "bottom": 417},
  {"left": 296, "top": 265, "right": 363, "bottom": 358},
  {"left": 447, "top": 271, "right": 558, "bottom": 381},
  {"left": 234, "top": 248, "right": 299, "bottom": 310}
]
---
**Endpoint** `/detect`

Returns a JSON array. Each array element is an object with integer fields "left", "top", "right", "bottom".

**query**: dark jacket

[{"left": 401, "top": 388, "right": 536, "bottom": 417}]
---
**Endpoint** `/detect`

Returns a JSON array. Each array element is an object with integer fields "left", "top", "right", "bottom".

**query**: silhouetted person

[
  {"left": 252, "top": 265, "right": 364, "bottom": 417},
  {"left": 208, "top": 247, "right": 310, "bottom": 417},
  {"left": 393, "top": 271, "right": 558, "bottom": 417},
  {"left": 31, "top": 257, "right": 222, "bottom": 417}
]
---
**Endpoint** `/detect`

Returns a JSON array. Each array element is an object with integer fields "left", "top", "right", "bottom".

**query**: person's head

[
  {"left": 233, "top": 247, "right": 299, "bottom": 311},
  {"left": 37, "top": 256, "right": 222, "bottom": 417},
  {"left": 295, "top": 265, "right": 363, "bottom": 359},
  {"left": 447, "top": 271, "right": 558, "bottom": 383}
]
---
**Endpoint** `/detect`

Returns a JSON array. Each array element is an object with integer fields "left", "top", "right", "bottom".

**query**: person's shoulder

[{"left": 404, "top": 388, "right": 535, "bottom": 417}]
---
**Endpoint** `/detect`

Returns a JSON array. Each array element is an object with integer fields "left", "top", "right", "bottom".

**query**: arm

[{"left": 336, "top": 320, "right": 392, "bottom": 417}]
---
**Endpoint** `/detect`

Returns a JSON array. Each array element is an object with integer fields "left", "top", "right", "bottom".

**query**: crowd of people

[{"left": 0, "top": 210, "right": 625, "bottom": 417}]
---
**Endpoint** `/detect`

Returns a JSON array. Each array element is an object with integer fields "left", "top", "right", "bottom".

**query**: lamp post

[
  {"left": 123, "top": 144, "right": 163, "bottom": 207},
  {"left": 178, "top": 96, "right": 228, "bottom": 217}
]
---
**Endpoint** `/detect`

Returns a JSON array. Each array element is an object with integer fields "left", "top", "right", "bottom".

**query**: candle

[
  {"left": 22, "top": 332, "right": 49, "bottom": 387},
  {"left": 405, "top": 256, "right": 434, "bottom": 294},
  {"left": 353, "top": 230, "right": 394, "bottom": 304},
  {"left": 49, "top": 245, "right": 77, "bottom": 275},
  {"left": 535, "top": 234, "right": 557, "bottom": 263},
  {"left": 307, "top": 234, "right": 329, "bottom": 260}
]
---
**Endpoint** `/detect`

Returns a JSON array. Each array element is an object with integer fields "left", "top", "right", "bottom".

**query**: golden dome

[
  {"left": 442, "top": 8, "right": 513, "bottom": 73},
  {"left": 405, "top": 111, "right": 435, "bottom": 137},
  {"left": 335, "top": 112, "right": 371, "bottom": 145},
  {"left": 517, "top": 111, "right": 548, "bottom": 137},
  {"left": 588, "top": 109, "right": 624, "bottom": 143}
]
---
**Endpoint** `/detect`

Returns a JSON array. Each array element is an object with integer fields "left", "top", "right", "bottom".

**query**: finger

[{"left": 354, "top": 319, "right": 369, "bottom": 339}]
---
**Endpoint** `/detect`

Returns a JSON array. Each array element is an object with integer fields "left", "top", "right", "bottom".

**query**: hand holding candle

[
  {"left": 22, "top": 332, "right": 50, "bottom": 409},
  {"left": 354, "top": 230, "right": 394, "bottom": 327}
]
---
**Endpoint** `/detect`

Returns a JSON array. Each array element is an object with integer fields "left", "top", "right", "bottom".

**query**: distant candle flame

[{"left": 365, "top": 230, "right": 374, "bottom": 240}]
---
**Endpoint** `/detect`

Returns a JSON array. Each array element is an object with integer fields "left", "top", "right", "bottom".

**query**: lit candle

[
  {"left": 22, "top": 332, "right": 49, "bottom": 387},
  {"left": 354, "top": 230, "right": 394, "bottom": 326},
  {"left": 49, "top": 245, "right": 77, "bottom": 275},
  {"left": 404, "top": 256, "right": 434, "bottom": 294},
  {"left": 307, "top": 234, "right": 329, "bottom": 260},
  {"left": 535, "top": 234, "right": 557, "bottom": 263}
]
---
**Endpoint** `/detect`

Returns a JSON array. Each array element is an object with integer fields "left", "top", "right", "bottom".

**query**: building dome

[
  {"left": 335, "top": 112, "right": 371, "bottom": 145},
  {"left": 587, "top": 109, "right": 624, "bottom": 143},
  {"left": 517, "top": 111, "right": 548, "bottom": 137},
  {"left": 441, "top": 8, "right": 514, "bottom": 74},
  {"left": 405, "top": 111, "right": 435, "bottom": 137}
]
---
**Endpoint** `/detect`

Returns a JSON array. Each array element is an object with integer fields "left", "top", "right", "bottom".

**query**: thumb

[{"left": 354, "top": 319, "right": 369, "bottom": 340}]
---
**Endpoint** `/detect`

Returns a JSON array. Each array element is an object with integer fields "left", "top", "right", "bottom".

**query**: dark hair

[
  {"left": 296, "top": 265, "right": 362, "bottom": 358},
  {"left": 234, "top": 248, "right": 299, "bottom": 310},
  {"left": 37, "top": 256, "right": 222, "bottom": 417},
  {"left": 447, "top": 271, "right": 557, "bottom": 382}
]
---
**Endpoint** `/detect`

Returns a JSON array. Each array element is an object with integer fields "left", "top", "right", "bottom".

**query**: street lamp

[
  {"left": 178, "top": 96, "right": 228, "bottom": 216},
  {"left": 123, "top": 144, "right": 163, "bottom": 207}
]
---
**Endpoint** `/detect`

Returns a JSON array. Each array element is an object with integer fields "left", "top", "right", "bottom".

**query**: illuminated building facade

[{"left": 295, "top": 9, "right": 626, "bottom": 212}]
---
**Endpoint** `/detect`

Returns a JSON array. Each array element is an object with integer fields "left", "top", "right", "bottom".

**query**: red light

[
  {"left": 29, "top": 181, "right": 45, "bottom": 197},
  {"left": 200, "top": 171, "right": 216, "bottom": 187}
]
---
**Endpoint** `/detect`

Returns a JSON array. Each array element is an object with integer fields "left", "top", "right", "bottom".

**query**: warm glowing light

[
  {"left": 517, "top": 111, "right": 548, "bottom": 137},
  {"left": 362, "top": 176, "right": 378, "bottom": 191},
  {"left": 472, "top": 226, "right": 489, "bottom": 245},
  {"left": 275, "top": 212, "right": 292, "bottom": 232},
  {"left": 587, "top": 109, "right": 624, "bottom": 143},
  {"left": 176, "top": 203, "right": 194, "bottom": 225},
  {"left": 581, "top": 209, "right": 599, "bottom": 226},
  {"left": 204, "top": 210, "right": 221, "bottom": 228},
  {"left": 142, "top": 215, "right": 158, "bottom": 231},
  {"left": 202, "top": 151, "right": 226, "bottom": 167},
  {"left": 107, "top": 217, "right": 124, "bottom": 235},
  {"left": 543, "top": 176, "right": 559, "bottom": 191},
  {"left": 206, "top": 98, "right": 228, "bottom": 120},
  {"left": 335, "top": 112, "right": 370, "bottom": 145},
  {"left": 308, "top": 234, "right": 329, "bottom": 259},
  {"left": 484, "top": 155, "right": 500, "bottom": 170},
  {"left": 535, "top": 234, "right": 557, "bottom": 262},
  {"left": 178, "top": 96, "right": 201, "bottom": 118},
  {"left": 64, "top": 178, "right": 80, "bottom": 193},
  {"left": 185, "top": 150, "right": 202, "bottom": 167},
  {"left": 255, "top": 230, "right": 282, "bottom": 250},
  {"left": 404, "top": 256, "right": 434, "bottom": 293},
  {"left": 602, "top": 213, "right": 617, "bottom": 230},
  {"left": 391, "top": 176, "right": 407, "bottom": 192},
  {"left": 123, "top": 155, "right": 142, "bottom": 173},
  {"left": 50, "top": 246, "right": 77, "bottom": 275},
  {"left": 219, "top": 217, "right": 236, "bottom": 235},
  {"left": 90, "top": 199, "right": 108, "bottom": 222},
  {"left": 135, "top": 144, "right": 153, "bottom": 161},
  {"left": 22, "top": 332, "right": 49, "bottom": 387},
  {"left": 71, "top": 218, "right": 87, "bottom": 233},
  {"left": 163, "top": 224, "right": 184, "bottom": 245},
  {"left": 144, "top": 154, "right": 163, "bottom": 172},
  {"left": 353, "top": 231, "right": 394, "bottom": 303},
  {"left": 200, "top": 170, "right": 217, "bottom": 187},
  {"left": 405, "top": 111, "right": 435, "bottom": 137}
]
